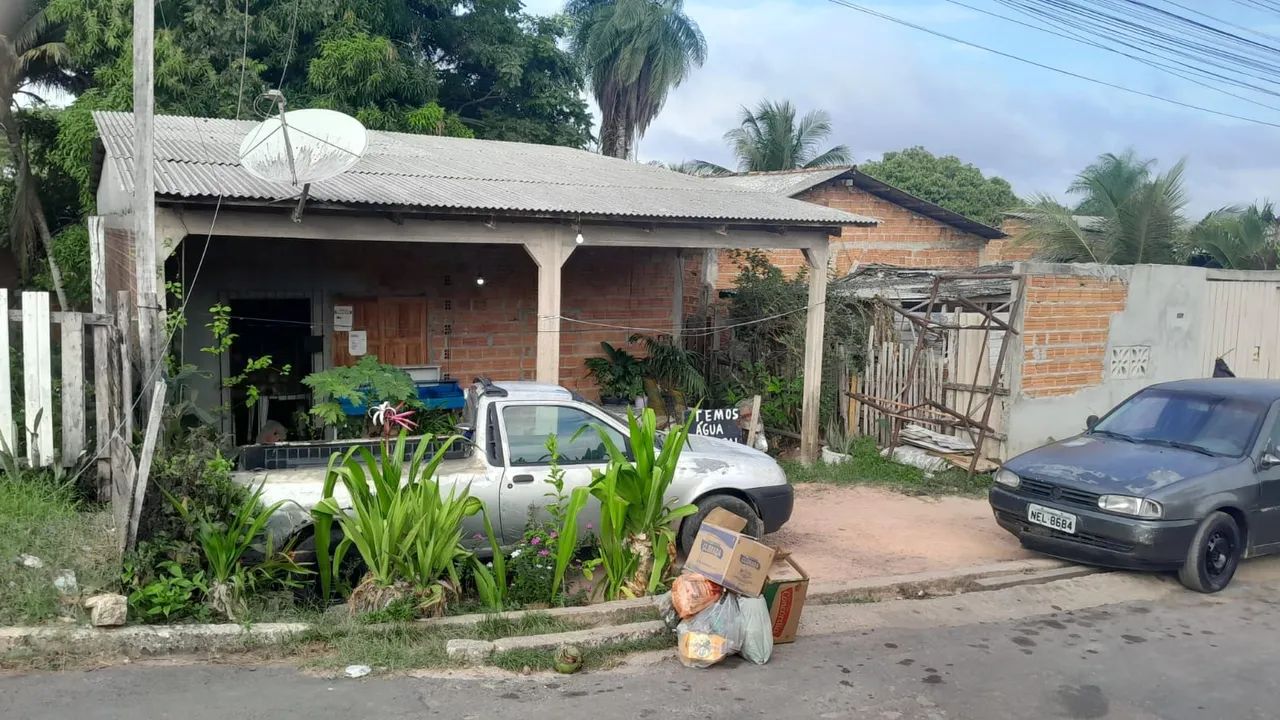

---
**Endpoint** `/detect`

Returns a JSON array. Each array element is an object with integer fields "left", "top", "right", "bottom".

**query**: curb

[
  {"left": 0, "top": 558, "right": 1089, "bottom": 661},
  {"left": 446, "top": 620, "right": 669, "bottom": 663},
  {"left": 0, "top": 622, "right": 309, "bottom": 656}
]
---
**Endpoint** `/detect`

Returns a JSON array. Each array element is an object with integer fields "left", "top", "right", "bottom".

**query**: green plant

[
  {"left": 505, "top": 522, "right": 559, "bottom": 607},
  {"left": 302, "top": 356, "right": 420, "bottom": 429},
  {"left": 584, "top": 341, "right": 645, "bottom": 401},
  {"left": 569, "top": 407, "right": 698, "bottom": 600},
  {"left": 631, "top": 333, "right": 706, "bottom": 401},
  {"left": 725, "top": 361, "right": 804, "bottom": 432},
  {"left": 823, "top": 417, "right": 854, "bottom": 455},
  {"left": 126, "top": 561, "right": 209, "bottom": 622},
  {"left": 200, "top": 303, "right": 291, "bottom": 408},
  {"left": 691, "top": 99, "right": 851, "bottom": 173},
  {"left": 469, "top": 506, "right": 508, "bottom": 612},
  {"left": 165, "top": 483, "right": 305, "bottom": 621},
  {"left": 310, "top": 432, "right": 481, "bottom": 616}
]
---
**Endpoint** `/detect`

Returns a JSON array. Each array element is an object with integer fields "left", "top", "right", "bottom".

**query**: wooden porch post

[
  {"left": 800, "top": 239, "right": 830, "bottom": 464},
  {"left": 524, "top": 234, "right": 574, "bottom": 385}
]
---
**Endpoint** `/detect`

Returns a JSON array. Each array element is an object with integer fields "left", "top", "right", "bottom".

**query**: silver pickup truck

[{"left": 233, "top": 379, "right": 794, "bottom": 560}]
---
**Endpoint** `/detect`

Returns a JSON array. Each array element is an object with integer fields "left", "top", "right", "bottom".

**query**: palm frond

[{"left": 1013, "top": 196, "right": 1106, "bottom": 264}]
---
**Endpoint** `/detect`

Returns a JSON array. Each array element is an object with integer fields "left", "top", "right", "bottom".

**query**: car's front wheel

[
  {"left": 1178, "top": 511, "right": 1242, "bottom": 593},
  {"left": 679, "top": 494, "right": 763, "bottom": 556}
]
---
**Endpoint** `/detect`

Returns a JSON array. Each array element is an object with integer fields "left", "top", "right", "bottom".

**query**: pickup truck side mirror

[
  {"left": 1262, "top": 452, "right": 1280, "bottom": 470},
  {"left": 1085, "top": 415, "right": 1100, "bottom": 430}
]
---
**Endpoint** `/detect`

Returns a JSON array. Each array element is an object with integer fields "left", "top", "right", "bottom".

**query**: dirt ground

[{"left": 765, "top": 483, "right": 1034, "bottom": 583}]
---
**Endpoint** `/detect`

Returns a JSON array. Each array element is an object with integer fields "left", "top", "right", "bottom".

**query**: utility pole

[{"left": 132, "top": 0, "right": 159, "bottom": 404}]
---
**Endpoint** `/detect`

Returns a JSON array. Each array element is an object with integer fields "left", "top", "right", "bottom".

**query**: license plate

[{"left": 1028, "top": 503, "right": 1077, "bottom": 534}]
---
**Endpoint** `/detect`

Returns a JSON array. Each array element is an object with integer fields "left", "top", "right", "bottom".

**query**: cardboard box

[
  {"left": 683, "top": 508, "right": 776, "bottom": 597},
  {"left": 763, "top": 555, "right": 809, "bottom": 644}
]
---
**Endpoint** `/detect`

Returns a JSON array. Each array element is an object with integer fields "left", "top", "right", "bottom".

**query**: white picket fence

[{"left": 0, "top": 289, "right": 119, "bottom": 470}]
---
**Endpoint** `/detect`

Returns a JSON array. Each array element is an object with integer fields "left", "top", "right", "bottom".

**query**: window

[
  {"left": 1094, "top": 390, "right": 1266, "bottom": 457},
  {"left": 502, "top": 405, "right": 625, "bottom": 465}
]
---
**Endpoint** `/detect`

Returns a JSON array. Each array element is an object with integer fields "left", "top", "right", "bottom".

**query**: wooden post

[
  {"left": 124, "top": 379, "right": 165, "bottom": 553},
  {"left": 132, "top": 0, "right": 160, "bottom": 406},
  {"left": 0, "top": 290, "right": 10, "bottom": 454},
  {"left": 117, "top": 291, "right": 134, "bottom": 441},
  {"left": 847, "top": 372, "right": 859, "bottom": 437},
  {"left": 60, "top": 313, "right": 85, "bottom": 466},
  {"left": 799, "top": 241, "right": 829, "bottom": 464},
  {"left": 22, "top": 292, "right": 53, "bottom": 466},
  {"left": 524, "top": 234, "right": 574, "bottom": 385},
  {"left": 746, "top": 394, "right": 762, "bottom": 449},
  {"left": 89, "top": 217, "right": 112, "bottom": 496}
]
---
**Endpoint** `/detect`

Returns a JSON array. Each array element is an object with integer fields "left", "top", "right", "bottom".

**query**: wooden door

[{"left": 332, "top": 297, "right": 429, "bottom": 367}]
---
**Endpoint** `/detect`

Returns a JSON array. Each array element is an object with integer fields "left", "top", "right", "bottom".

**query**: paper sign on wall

[
  {"left": 348, "top": 330, "right": 367, "bottom": 356},
  {"left": 333, "top": 305, "right": 354, "bottom": 331}
]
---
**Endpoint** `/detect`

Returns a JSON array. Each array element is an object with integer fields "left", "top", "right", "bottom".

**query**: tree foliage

[
  {"left": 1069, "top": 149, "right": 1153, "bottom": 217},
  {"left": 858, "top": 146, "right": 1021, "bottom": 227},
  {"left": 1014, "top": 153, "right": 1189, "bottom": 265},
  {"left": 694, "top": 99, "right": 849, "bottom": 174},
  {"left": 1187, "top": 202, "right": 1280, "bottom": 270},
  {"left": 566, "top": 0, "right": 705, "bottom": 159}
]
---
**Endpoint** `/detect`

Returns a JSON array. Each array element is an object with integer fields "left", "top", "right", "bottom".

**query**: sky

[{"left": 523, "top": 0, "right": 1280, "bottom": 216}]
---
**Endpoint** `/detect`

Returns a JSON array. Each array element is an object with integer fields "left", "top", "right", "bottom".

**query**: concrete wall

[{"left": 1003, "top": 262, "right": 1211, "bottom": 457}]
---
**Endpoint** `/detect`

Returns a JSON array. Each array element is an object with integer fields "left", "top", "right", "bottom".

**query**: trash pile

[{"left": 656, "top": 508, "right": 809, "bottom": 669}]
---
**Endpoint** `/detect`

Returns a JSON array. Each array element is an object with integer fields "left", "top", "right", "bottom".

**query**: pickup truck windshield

[{"left": 1092, "top": 390, "right": 1266, "bottom": 457}]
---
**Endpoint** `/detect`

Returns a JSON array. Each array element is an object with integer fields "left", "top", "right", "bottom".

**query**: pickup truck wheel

[
  {"left": 679, "top": 495, "right": 763, "bottom": 557},
  {"left": 1178, "top": 511, "right": 1242, "bottom": 593}
]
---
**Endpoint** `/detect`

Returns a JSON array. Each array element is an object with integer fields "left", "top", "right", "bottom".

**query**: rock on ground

[{"left": 83, "top": 593, "right": 127, "bottom": 627}]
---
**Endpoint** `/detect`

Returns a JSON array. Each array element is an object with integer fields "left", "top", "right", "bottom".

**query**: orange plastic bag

[{"left": 671, "top": 572, "right": 723, "bottom": 619}]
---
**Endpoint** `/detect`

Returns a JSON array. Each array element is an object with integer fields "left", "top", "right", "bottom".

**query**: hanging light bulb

[
  {"left": 475, "top": 276, "right": 486, "bottom": 286},
  {"left": 575, "top": 231, "right": 585, "bottom": 245}
]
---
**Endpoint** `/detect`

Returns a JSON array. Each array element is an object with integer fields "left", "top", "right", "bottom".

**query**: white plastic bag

[
  {"left": 738, "top": 595, "right": 774, "bottom": 665},
  {"left": 677, "top": 595, "right": 744, "bottom": 668}
]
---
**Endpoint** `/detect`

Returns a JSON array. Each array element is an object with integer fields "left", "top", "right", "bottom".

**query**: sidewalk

[{"left": 766, "top": 483, "right": 1033, "bottom": 583}]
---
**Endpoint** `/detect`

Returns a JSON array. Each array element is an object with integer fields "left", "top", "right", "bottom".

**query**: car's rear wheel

[
  {"left": 679, "top": 494, "right": 763, "bottom": 556},
  {"left": 1178, "top": 511, "right": 1242, "bottom": 593}
]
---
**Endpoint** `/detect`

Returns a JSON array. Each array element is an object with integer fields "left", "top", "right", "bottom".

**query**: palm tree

[
  {"left": 649, "top": 159, "right": 728, "bottom": 176},
  {"left": 567, "top": 0, "right": 706, "bottom": 160},
  {"left": 696, "top": 100, "right": 850, "bottom": 174},
  {"left": 1014, "top": 155, "right": 1188, "bottom": 265},
  {"left": 1187, "top": 202, "right": 1280, "bottom": 270},
  {"left": 1, "top": 0, "right": 74, "bottom": 308},
  {"left": 1070, "top": 149, "right": 1154, "bottom": 217}
]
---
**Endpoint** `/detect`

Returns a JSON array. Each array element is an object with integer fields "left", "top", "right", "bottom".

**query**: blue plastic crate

[{"left": 338, "top": 381, "right": 464, "bottom": 416}]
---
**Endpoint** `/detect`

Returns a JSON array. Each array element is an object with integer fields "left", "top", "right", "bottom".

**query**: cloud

[{"left": 527, "top": 0, "right": 1278, "bottom": 213}]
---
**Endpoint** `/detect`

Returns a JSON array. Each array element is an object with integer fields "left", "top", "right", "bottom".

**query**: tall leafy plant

[
  {"left": 584, "top": 341, "right": 644, "bottom": 401},
  {"left": 302, "top": 356, "right": 420, "bottom": 428},
  {"left": 310, "top": 432, "right": 483, "bottom": 616},
  {"left": 561, "top": 407, "right": 698, "bottom": 600}
]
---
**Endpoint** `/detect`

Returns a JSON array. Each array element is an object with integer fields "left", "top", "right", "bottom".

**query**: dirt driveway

[{"left": 766, "top": 483, "right": 1034, "bottom": 583}]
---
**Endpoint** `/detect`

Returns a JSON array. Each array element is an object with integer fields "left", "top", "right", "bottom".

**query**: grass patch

[
  {"left": 489, "top": 633, "right": 675, "bottom": 673},
  {"left": 270, "top": 611, "right": 590, "bottom": 671},
  {"left": 784, "top": 436, "right": 992, "bottom": 496},
  {"left": 0, "top": 470, "right": 119, "bottom": 625}
]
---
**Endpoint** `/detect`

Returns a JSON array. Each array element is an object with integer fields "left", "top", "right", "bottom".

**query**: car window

[
  {"left": 502, "top": 405, "right": 625, "bottom": 466},
  {"left": 1267, "top": 408, "right": 1280, "bottom": 453},
  {"left": 1094, "top": 390, "right": 1266, "bottom": 457}
]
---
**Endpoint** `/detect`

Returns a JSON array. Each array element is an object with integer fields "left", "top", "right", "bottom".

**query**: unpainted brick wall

[
  {"left": 1018, "top": 273, "right": 1129, "bottom": 398},
  {"left": 985, "top": 218, "right": 1038, "bottom": 263},
  {"left": 710, "top": 180, "right": 991, "bottom": 288}
]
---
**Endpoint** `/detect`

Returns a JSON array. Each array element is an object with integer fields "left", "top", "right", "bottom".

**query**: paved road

[{"left": 4, "top": 561, "right": 1280, "bottom": 720}]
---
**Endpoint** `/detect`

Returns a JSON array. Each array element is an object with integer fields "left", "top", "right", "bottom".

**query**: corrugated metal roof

[
  {"left": 93, "top": 112, "right": 877, "bottom": 226},
  {"left": 1004, "top": 211, "right": 1106, "bottom": 232},
  {"left": 705, "top": 167, "right": 1007, "bottom": 240}
]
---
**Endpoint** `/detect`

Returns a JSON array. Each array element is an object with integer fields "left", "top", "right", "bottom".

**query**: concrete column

[
  {"left": 800, "top": 240, "right": 830, "bottom": 464},
  {"left": 524, "top": 234, "right": 575, "bottom": 385}
]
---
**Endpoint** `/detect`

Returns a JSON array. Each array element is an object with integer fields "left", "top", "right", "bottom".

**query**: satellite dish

[{"left": 238, "top": 107, "right": 367, "bottom": 187}]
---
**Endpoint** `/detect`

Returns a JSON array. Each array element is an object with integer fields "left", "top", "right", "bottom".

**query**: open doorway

[{"left": 226, "top": 298, "right": 314, "bottom": 445}]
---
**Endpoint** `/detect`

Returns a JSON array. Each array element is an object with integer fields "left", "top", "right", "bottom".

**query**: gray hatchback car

[{"left": 990, "top": 378, "right": 1280, "bottom": 593}]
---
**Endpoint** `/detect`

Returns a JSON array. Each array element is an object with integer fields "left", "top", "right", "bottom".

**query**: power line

[
  {"left": 277, "top": 0, "right": 304, "bottom": 89},
  {"left": 824, "top": 0, "right": 1280, "bottom": 128}
]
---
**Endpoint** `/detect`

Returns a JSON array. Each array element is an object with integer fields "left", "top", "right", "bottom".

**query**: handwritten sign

[
  {"left": 687, "top": 407, "right": 743, "bottom": 443},
  {"left": 348, "top": 330, "right": 367, "bottom": 356}
]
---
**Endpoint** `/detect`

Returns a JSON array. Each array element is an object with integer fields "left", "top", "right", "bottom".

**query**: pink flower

[
  {"left": 538, "top": 549, "right": 550, "bottom": 557},
  {"left": 586, "top": 523, "right": 594, "bottom": 530},
  {"left": 472, "top": 532, "right": 485, "bottom": 540},
  {"left": 530, "top": 536, "right": 542, "bottom": 546},
  {"left": 549, "top": 530, "right": 559, "bottom": 539}
]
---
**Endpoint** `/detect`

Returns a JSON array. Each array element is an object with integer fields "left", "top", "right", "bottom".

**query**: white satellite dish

[{"left": 238, "top": 106, "right": 368, "bottom": 187}]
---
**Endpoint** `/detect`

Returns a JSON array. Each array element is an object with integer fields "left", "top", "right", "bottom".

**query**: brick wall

[
  {"left": 984, "top": 218, "right": 1038, "bottom": 263},
  {"left": 1018, "top": 273, "right": 1129, "bottom": 398},
  {"left": 710, "top": 180, "right": 991, "bottom": 288},
  {"left": 179, "top": 238, "right": 683, "bottom": 402},
  {"left": 105, "top": 227, "right": 136, "bottom": 294}
]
